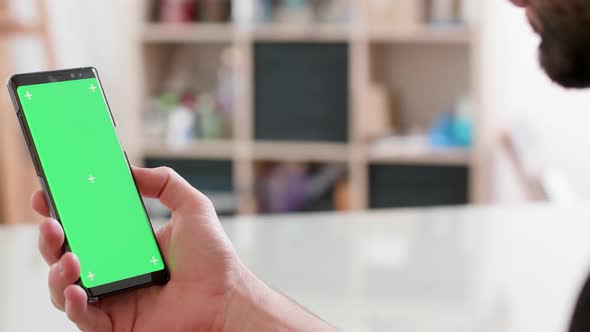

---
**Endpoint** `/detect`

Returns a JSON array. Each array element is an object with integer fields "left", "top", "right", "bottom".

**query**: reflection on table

[{"left": 1, "top": 205, "right": 590, "bottom": 331}]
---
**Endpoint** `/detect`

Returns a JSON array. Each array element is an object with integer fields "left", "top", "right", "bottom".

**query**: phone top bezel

[{"left": 7, "top": 67, "right": 169, "bottom": 301}]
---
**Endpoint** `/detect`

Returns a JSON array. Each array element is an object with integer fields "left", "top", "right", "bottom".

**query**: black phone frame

[{"left": 7, "top": 67, "right": 169, "bottom": 303}]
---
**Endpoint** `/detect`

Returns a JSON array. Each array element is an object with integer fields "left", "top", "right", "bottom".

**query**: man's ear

[{"left": 510, "top": 0, "right": 529, "bottom": 8}]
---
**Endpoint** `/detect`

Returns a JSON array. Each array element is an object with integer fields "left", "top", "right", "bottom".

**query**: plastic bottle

[{"left": 166, "top": 94, "right": 196, "bottom": 149}]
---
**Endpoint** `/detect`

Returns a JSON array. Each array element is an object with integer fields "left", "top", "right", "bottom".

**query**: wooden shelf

[
  {"left": 142, "top": 23, "right": 235, "bottom": 43},
  {"left": 143, "top": 140, "right": 235, "bottom": 160},
  {"left": 367, "top": 25, "right": 472, "bottom": 44},
  {"left": 368, "top": 142, "right": 471, "bottom": 166},
  {"left": 141, "top": 23, "right": 471, "bottom": 44},
  {"left": 252, "top": 141, "right": 349, "bottom": 163},
  {"left": 252, "top": 24, "right": 350, "bottom": 42},
  {"left": 142, "top": 140, "right": 350, "bottom": 163}
]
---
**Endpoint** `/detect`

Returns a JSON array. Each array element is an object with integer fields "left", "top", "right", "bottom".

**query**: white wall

[
  {"left": 480, "top": 0, "right": 590, "bottom": 202},
  {"left": 47, "top": 0, "right": 141, "bottom": 151},
  {"left": 10, "top": 0, "right": 141, "bottom": 152}
]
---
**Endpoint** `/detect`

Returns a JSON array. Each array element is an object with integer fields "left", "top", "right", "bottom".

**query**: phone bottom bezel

[{"left": 85, "top": 269, "right": 170, "bottom": 302}]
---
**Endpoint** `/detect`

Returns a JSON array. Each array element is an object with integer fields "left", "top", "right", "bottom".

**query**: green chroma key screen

[{"left": 18, "top": 78, "right": 164, "bottom": 288}]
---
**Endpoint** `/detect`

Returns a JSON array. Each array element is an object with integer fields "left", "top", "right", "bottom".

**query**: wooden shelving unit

[{"left": 134, "top": 0, "right": 480, "bottom": 215}]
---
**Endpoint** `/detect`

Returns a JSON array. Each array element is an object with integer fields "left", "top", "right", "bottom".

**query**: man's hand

[{"left": 34, "top": 166, "right": 335, "bottom": 332}]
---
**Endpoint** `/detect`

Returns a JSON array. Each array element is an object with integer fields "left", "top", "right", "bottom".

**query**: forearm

[{"left": 216, "top": 269, "right": 336, "bottom": 332}]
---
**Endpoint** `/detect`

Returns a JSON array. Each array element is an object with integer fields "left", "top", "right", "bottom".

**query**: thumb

[{"left": 131, "top": 166, "right": 213, "bottom": 213}]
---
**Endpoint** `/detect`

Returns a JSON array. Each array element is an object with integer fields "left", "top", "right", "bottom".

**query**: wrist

[
  {"left": 212, "top": 266, "right": 262, "bottom": 332},
  {"left": 213, "top": 266, "right": 335, "bottom": 332}
]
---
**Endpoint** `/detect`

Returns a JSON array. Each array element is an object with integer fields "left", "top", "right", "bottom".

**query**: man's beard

[{"left": 538, "top": 12, "right": 590, "bottom": 89}]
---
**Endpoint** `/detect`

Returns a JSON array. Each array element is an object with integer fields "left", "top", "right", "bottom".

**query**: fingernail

[{"left": 57, "top": 261, "right": 64, "bottom": 274}]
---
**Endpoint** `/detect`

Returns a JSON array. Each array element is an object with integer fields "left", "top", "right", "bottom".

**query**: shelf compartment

[
  {"left": 369, "top": 164, "right": 469, "bottom": 209},
  {"left": 254, "top": 42, "right": 349, "bottom": 142},
  {"left": 254, "top": 161, "right": 349, "bottom": 214},
  {"left": 367, "top": 43, "right": 471, "bottom": 133}
]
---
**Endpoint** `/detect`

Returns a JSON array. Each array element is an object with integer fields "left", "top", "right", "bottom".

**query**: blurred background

[
  {"left": 0, "top": 0, "right": 589, "bottom": 224},
  {"left": 5, "top": 2, "right": 590, "bottom": 330}
]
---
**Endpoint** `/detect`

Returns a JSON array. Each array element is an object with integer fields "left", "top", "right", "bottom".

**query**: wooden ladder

[{"left": 0, "top": 0, "right": 55, "bottom": 224}]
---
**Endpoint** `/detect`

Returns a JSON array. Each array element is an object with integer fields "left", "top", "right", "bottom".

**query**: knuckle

[
  {"left": 51, "top": 295, "right": 64, "bottom": 311},
  {"left": 38, "top": 233, "right": 46, "bottom": 252},
  {"left": 196, "top": 190, "right": 213, "bottom": 205},
  {"left": 190, "top": 190, "right": 215, "bottom": 211},
  {"left": 38, "top": 240, "right": 55, "bottom": 265},
  {"left": 157, "top": 166, "right": 176, "bottom": 177},
  {"left": 155, "top": 165, "right": 217, "bottom": 214},
  {"left": 65, "top": 308, "right": 76, "bottom": 322},
  {"left": 48, "top": 270, "right": 65, "bottom": 311},
  {"left": 48, "top": 263, "right": 59, "bottom": 282},
  {"left": 30, "top": 190, "right": 39, "bottom": 204}
]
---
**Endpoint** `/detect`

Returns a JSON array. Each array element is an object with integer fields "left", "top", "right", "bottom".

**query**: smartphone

[{"left": 7, "top": 68, "right": 169, "bottom": 303}]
